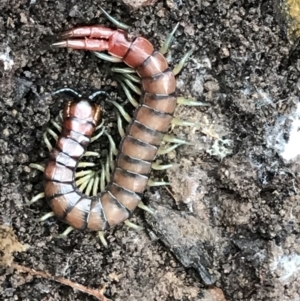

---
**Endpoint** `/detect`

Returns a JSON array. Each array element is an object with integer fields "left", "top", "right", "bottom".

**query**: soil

[{"left": 1, "top": 0, "right": 300, "bottom": 301}]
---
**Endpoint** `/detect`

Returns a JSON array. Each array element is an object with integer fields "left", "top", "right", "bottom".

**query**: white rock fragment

[
  {"left": 271, "top": 252, "right": 300, "bottom": 282},
  {"left": 0, "top": 46, "right": 14, "bottom": 71},
  {"left": 266, "top": 102, "right": 300, "bottom": 162},
  {"left": 280, "top": 103, "right": 300, "bottom": 162}
]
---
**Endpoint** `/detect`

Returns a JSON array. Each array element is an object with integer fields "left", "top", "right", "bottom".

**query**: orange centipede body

[{"left": 45, "top": 23, "right": 180, "bottom": 233}]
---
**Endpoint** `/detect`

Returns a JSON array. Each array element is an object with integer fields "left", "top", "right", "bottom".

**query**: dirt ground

[{"left": 1, "top": 0, "right": 300, "bottom": 300}]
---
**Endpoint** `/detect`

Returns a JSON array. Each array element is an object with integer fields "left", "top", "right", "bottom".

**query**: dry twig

[{"left": 11, "top": 263, "right": 112, "bottom": 301}]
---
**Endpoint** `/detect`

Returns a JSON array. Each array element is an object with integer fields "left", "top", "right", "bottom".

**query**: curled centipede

[{"left": 29, "top": 7, "right": 209, "bottom": 246}]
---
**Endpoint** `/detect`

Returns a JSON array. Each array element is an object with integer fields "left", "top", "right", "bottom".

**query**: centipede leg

[
  {"left": 99, "top": 6, "right": 130, "bottom": 30},
  {"left": 93, "top": 51, "right": 123, "bottom": 62},
  {"left": 148, "top": 179, "right": 170, "bottom": 187},
  {"left": 177, "top": 96, "right": 210, "bottom": 107},
  {"left": 90, "top": 128, "right": 105, "bottom": 142},
  {"left": 27, "top": 192, "right": 45, "bottom": 205},
  {"left": 51, "top": 120, "right": 62, "bottom": 132},
  {"left": 108, "top": 99, "right": 132, "bottom": 122},
  {"left": 58, "top": 226, "right": 74, "bottom": 237},
  {"left": 163, "top": 134, "right": 193, "bottom": 145},
  {"left": 160, "top": 23, "right": 179, "bottom": 55},
  {"left": 76, "top": 171, "right": 95, "bottom": 193},
  {"left": 173, "top": 49, "right": 194, "bottom": 76},
  {"left": 123, "top": 78, "right": 141, "bottom": 96},
  {"left": 98, "top": 231, "right": 108, "bottom": 248},
  {"left": 151, "top": 161, "right": 174, "bottom": 170},
  {"left": 111, "top": 67, "right": 136, "bottom": 75},
  {"left": 43, "top": 132, "right": 53, "bottom": 152},
  {"left": 92, "top": 172, "right": 100, "bottom": 196},
  {"left": 115, "top": 78, "right": 139, "bottom": 108},
  {"left": 171, "top": 118, "right": 196, "bottom": 127},
  {"left": 158, "top": 22, "right": 193, "bottom": 75},
  {"left": 104, "top": 131, "right": 118, "bottom": 156},
  {"left": 100, "top": 163, "right": 106, "bottom": 192},
  {"left": 112, "top": 68, "right": 140, "bottom": 82},
  {"left": 29, "top": 163, "right": 45, "bottom": 172},
  {"left": 85, "top": 175, "right": 95, "bottom": 196},
  {"left": 157, "top": 143, "right": 183, "bottom": 155},
  {"left": 38, "top": 211, "right": 55, "bottom": 222},
  {"left": 75, "top": 169, "right": 93, "bottom": 178},
  {"left": 124, "top": 220, "right": 144, "bottom": 231},
  {"left": 138, "top": 201, "right": 155, "bottom": 215},
  {"left": 84, "top": 151, "right": 100, "bottom": 157},
  {"left": 47, "top": 128, "right": 59, "bottom": 141},
  {"left": 117, "top": 112, "right": 125, "bottom": 138},
  {"left": 28, "top": 164, "right": 46, "bottom": 205},
  {"left": 106, "top": 133, "right": 117, "bottom": 171},
  {"left": 105, "top": 155, "right": 111, "bottom": 183}
]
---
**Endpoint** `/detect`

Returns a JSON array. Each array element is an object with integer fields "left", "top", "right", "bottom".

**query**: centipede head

[{"left": 63, "top": 99, "right": 102, "bottom": 127}]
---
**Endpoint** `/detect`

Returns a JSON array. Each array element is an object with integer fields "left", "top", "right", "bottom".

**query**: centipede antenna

[
  {"left": 93, "top": 51, "right": 123, "bottom": 63},
  {"left": 151, "top": 162, "right": 174, "bottom": 170},
  {"left": 124, "top": 220, "right": 144, "bottom": 231},
  {"left": 160, "top": 22, "right": 180, "bottom": 55},
  {"left": 99, "top": 6, "right": 130, "bottom": 30},
  {"left": 27, "top": 192, "right": 45, "bottom": 205},
  {"left": 111, "top": 67, "right": 136, "bottom": 74},
  {"left": 147, "top": 179, "right": 170, "bottom": 187},
  {"left": 52, "top": 88, "right": 82, "bottom": 98},
  {"left": 78, "top": 162, "right": 96, "bottom": 168},
  {"left": 173, "top": 48, "right": 194, "bottom": 76},
  {"left": 29, "top": 163, "right": 45, "bottom": 172},
  {"left": 138, "top": 201, "right": 155, "bottom": 215},
  {"left": 177, "top": 97, "right": 211, "bottom": 107},
  {"left": 116, "top": 78, "right": 139, "bottom": 107},
  {"left": 59, "top": 226, "right": 74, "bottom": 237},
  {"left": 89, "top": 90, "right": 111, "bottom": 101},
  {"left": 163, "top": 134, "right": 193, "bottom": 145},
  {"left": 39, "top": 211, "right": 55, "bottom": 222},
  {"left": 98, "top": 231, "right": 108, "bottom": 248},
  {"left": 157, "top": 143, "right": 182, "bottom": 155},
  {"left": 117, "top": 112, "right": 125, "bottom": 138},
  {"left": 83, "top": 151, "right": 101, "bottom": 157}
]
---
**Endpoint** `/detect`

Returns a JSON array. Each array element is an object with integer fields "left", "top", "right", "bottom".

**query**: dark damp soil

[{"left": 1, "top": 0, "right": 300, "bottom": 300}]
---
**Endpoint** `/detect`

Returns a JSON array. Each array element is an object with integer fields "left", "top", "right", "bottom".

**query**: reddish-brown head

[{"left": 63, "top": 99, "right": 102, "bottom": 126}]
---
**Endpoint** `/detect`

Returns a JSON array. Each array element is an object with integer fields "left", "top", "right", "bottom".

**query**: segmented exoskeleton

[{"left": 29, "top": 7, "right": 209, "bottom": 246}]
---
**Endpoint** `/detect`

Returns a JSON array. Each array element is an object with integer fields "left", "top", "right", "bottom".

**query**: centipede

[{"left": 29, "top": 7, "right": 209, "bottom": 246}]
